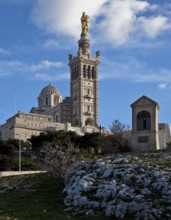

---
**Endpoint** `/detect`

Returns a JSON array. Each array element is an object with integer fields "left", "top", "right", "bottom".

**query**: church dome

[
  {"left": 39, "top": 82, "right": 61, "bottom": 97},
  {"left": 38, "top": 83, "right": 62, "bottom": 111}
]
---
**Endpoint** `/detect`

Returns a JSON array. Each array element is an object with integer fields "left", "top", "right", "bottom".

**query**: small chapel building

[{"left": 131, "top": 95, "right": 170, "bottom": 151}]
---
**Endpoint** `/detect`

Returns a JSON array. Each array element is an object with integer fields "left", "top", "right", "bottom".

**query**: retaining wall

[{"left": 0, "top": 171, "right": 46, "bottom": 177}]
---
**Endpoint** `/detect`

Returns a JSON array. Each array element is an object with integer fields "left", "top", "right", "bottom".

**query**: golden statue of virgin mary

[{"left": 81, "top": 12, "right": 89, "bottom": 36}]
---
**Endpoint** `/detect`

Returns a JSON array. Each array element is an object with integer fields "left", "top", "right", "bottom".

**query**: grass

[
  {"left": 0, "top": 173, "right": 107, "bottom": 220},
  {"left": 1, "top": 151, "right": 171, "bottom": 220},
  {"left": 74, "top": 149, "right": 102, "bottom": 162}
]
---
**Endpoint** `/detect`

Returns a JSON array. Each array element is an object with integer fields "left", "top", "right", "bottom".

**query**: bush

[
  {"left": 79, "top": 132, "right": 105, "bottom": 153},
  {"left": 36, "top": 143, "right": 76, "bottom": 178},
  {"left": 30, "top": 130, "right": 80, "bottom": 152},
  {"left": 108, "top": 119, "right": 132, "bottom": 152}
]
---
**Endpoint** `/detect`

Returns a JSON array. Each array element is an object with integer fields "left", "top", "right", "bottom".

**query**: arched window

[
  {"left": 92, "top": 66, "right": 95, "bottom": 79},
  {"left": 73, "top": 118, "right": 79, "bottom": 126},
  {"left": 137, "top": 111, "right": 151, "bottom": 131},
  {"left": 87, "top": 66, "right": 91, "bottom": 78},
  {"left": 83, "top": 65, "right": 86, "bottom": 78},
  {"left": 54, "top": 96, "right": 57, "bottom": 105},
  {"left": 44, "top": 96, "right": 49, "bottom": 106},
  {"left": 39, "top": 99, "right": 42, "bottom": 107},
  {"left": 85, "top": 118, "right": 95, "bottom": 126}
]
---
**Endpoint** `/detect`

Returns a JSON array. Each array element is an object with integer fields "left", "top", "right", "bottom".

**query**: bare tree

[
  {"left": 109, "top": 119, "right": 132, "bottom": 152},
  {"left": 109, "top": 119, "right": 130, "bottom": 133},
  {"left": 37, "top": 143, "right": 77, "bottom": 179}
]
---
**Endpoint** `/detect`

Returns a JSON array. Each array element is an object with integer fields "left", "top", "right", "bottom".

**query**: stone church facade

[{"left": 0, "top": 13, "right": 100, "bottom": 141}]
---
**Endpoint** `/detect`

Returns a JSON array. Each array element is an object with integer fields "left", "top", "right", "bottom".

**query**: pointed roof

[{"left": 131, "top": 95, "right": 160, "bottom": 109}]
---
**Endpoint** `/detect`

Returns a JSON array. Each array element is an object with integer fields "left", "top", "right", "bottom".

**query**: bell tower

[{"left": 69, "top": 12, "right": 100, "bottom": 127}]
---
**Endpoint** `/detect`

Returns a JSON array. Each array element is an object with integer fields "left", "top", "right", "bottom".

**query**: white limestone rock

[{"left": 64, "top": 153, "right": 171, "bottom": 219}]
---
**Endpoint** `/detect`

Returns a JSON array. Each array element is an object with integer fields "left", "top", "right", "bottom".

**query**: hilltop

[{"left": 0, "top": 151, "right": 171, "bottom": 220}]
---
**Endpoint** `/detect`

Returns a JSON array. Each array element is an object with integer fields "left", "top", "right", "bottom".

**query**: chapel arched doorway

[{"left": 137, "top": 110, "right": 151, "bottom": 131}]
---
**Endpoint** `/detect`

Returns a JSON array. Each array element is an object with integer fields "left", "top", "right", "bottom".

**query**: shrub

[{"left": 36, "top": 143, "right": 76, "bottom": 178}]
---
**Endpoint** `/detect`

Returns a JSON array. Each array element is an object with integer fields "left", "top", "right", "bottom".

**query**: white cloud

[
  {"left": 0, "top": 48, "right": 10, "bottom": 55},
  {"left": 0, "top": 59, "right": 65, "bottom": 79},
  {"left": 132, "top": 68, "right": 171, "bottom": 84},
  {"left": 97, "top": 0, "right": 149, "bottom": 45},
  {"left": 158, "top": 83, "right": 168, "bottom": 90},
  {"left": 31, "top": 0, "right": 171, "bottom": 47},
  {"left": 0, "top": 60, "right": 23, "bottom": 77},
  {"left": 99, "top": 55, "right": 143, "bottom": 80},
  {"left": 138, "top": 16, "right": 171, "bottom": 39},
  {"left": 99, "top": 56, "right": 171, "bottom": 85},
  {"left": 33, "top": 72, "right": 69, "bottom": 81},
  {"left": 31, "top": 0, "right": 107, "bottom": 39},
  {"left": 42, "top": 39, "right": 64, "bottom": 50},
  {"left": 29, "top": 60, "right": 64, "bottom": 72}
]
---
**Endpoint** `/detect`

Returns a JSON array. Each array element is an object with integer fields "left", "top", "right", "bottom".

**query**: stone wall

[
  {"left": 0, "top": 171, "right": 46, "bottom": 177},
  {"left": 159, "top": 123, "right": 171, "bottom": 149}
]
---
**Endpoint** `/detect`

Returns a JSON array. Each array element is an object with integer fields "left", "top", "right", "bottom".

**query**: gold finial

[{"left": 81, "top": 12, "right": 89, "bottom": 36}]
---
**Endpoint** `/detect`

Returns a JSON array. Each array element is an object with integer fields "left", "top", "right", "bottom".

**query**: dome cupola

[{"left": 38, "top": 83, "right": 62, "bottom": 110}]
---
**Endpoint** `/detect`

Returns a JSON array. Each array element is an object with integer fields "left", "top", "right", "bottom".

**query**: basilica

[
  {"left": 0, "top": 13, "right": 170, "bottom": 151},
  {"left": 0, "top": 12, "right": 100, "bottom": 141}
]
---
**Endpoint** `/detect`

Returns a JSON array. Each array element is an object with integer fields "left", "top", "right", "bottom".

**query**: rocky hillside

[{"left": 64, "top": 153, "right": 171, "bottom": 220}]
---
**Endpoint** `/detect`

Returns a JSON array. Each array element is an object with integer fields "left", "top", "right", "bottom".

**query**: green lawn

[{"left": 0, "top": 173, "right": 106, "bottom": 220}]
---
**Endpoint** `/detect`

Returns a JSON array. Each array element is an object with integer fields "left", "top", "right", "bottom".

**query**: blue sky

[{"left": 1, "top": 0, "right": 171, "bottom": 129}]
